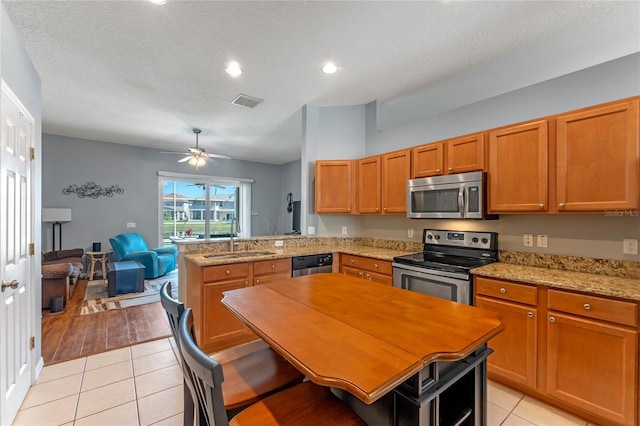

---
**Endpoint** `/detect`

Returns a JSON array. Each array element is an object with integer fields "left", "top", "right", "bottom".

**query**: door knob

[{"left": 1, "top": 280, "right": 18, "bottom": 292}]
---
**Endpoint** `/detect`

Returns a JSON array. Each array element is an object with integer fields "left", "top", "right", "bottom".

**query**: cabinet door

[
  {"left": 315, "top": 160, "right": 354, "bottom": 213},
  {"left": 557, "top": 100, "right": 639, "bottom": 211},
  {"left": 382, "top": 150, "right": 411, "bottom": 213},
  {"left": 364, "top": 271, "right": 393, "bottom": 286},
  {"left": 254, "top": 272, "right": 291, "bottom": 286},
  {"left": 488, "top": 120, "right": 549, "bottom": 212},
  {"left": 547, "top": 312, "right": 637, "bottom": 425},
  {"left": 357, "top": 156, "right": 381, "bottom": 214},
  {"left": 202, "top": 279, "right": 254, "bottom": 348},
  {"left": 446, "top": 133, "right": 485, "bottom": 174},
  {"left": 412, "top": 142, "right": 444, "bottom": 178},
  {"left": 341, "top": 265, "right": 364, "bottom": 279},
  {"left": 475, "top": 296, "right": 537, "bottom": 388}
]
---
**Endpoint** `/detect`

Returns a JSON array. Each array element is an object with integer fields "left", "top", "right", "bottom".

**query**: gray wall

[
  {"left": 316, "top": 53, "right": 640, "bottom": 261},
  {"left": 1, "top": 1, "right": 43, "bottom": 382},
  {"left": 42, "top": 134, "right": 286, "bottom": 252}
]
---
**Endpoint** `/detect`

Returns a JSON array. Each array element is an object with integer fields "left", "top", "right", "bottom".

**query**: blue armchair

[{"left": 109, "top": 233, "right": 177, "bottom": 279}]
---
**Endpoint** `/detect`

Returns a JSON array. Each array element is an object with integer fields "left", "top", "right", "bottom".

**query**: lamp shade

[{"left": 42, "top": 208, "right": 72, "bottom": 223}]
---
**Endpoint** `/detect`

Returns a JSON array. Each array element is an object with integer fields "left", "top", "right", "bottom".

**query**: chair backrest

[
  {"left": 109, "top": 233, "right": 149, "bottom": 261},
  {"left": 159, "top": 282, "right": 183, "bottom": 345},
  {"left": 178, "top": 309, "right": 229, "bottom": 426}
]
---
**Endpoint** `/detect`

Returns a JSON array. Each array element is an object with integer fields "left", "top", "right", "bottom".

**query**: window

[{"left": 158, "top": 172, "right": 252, "bottom": 244}]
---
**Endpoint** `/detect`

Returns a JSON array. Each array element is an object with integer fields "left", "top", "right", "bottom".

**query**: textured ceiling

[{"left": 2, "top": 1, "right": 639, "bottom": 165}]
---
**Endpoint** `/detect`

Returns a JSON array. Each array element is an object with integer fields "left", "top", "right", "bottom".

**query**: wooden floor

[{"left": 41, "top": 279, "right": 171, "bottom": 365}]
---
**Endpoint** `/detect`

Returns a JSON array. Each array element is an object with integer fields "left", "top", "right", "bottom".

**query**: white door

[{"left": 0, "top": 82, "right": 34, "bottom": 425}]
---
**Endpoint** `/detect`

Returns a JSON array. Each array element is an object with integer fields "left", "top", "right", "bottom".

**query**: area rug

[{"left": 80, "top": 269, "right": 179, "bottom": 315}]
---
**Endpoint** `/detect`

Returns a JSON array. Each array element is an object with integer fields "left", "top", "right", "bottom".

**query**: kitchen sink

[{"left": 204, "top": 251, "right": 276, "bottom": 260}]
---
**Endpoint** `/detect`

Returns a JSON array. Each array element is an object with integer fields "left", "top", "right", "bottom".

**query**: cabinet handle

[
  {"left": 256, "top": 279, "right": 260, "bottom": 284},
  {"left": 499, "top": 288, "right": 506, "bottom": 294},
  {"left": 549, "top": 317, "right": 556, "bottom": 323},
  {"left": 538, "top": 203, "right": 544, "bottom": 209},
  {"left": 583, "top": 303, "right": 591, "bottom": 310},
  {"left": 559, "top": 203, "right": 565, "bottom": 208},
  {"left": 448, "top": 167, "right": 453, "bottom": 172},
  {"left": 350, "top": 259, "right": 354, "bottom": 264},
  {"left": 365, "top": 273, "right": 371, "bottom": 279},
  {"left": 527, "top": 312, "right": 533, "bottom": 318},
  {"left": 226, "top": 269, "right": 230, "bottom": 275},
  {"left": 358, "top": 272, "right": 363, "bottom": 277},
  {"left": 244, "top": 280, "right": 248, "bottom": 286},
  {"left": 376, "top": 208, "right": 379, "bottom": 211},
  {"left": 271, "top": 264, "right": 276, "bottom": 269},
  {"left": 383, "top": 207, "right": 387, "bottom": 211},
  {"left": 374, "top": 263, "right": 378, "bottom": 268}
]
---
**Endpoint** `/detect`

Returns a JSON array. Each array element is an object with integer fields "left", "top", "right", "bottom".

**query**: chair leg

[{"left": 183, "top": 378, "right": 195, "bottom": 426}]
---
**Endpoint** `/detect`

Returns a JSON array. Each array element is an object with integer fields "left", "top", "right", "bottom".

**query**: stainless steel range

[{"left": 392, "top": 228, "right": 498, "bottom": 305}]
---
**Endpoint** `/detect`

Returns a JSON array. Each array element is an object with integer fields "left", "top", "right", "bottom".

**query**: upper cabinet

[
  {"left": 315, "top": 160, "right": 355, "bottom": 213},
  {"left": 556, "top": 100, "right": 639, "bottom": 212},
  {"left": 412, "top": 133, "right": 485, "bottom": 178},
  {"left": 356, "top": 150, "right": 411, "bottom": 214},
  {"left": 488, "top": 121, "right": 549, "bottom": 213}
]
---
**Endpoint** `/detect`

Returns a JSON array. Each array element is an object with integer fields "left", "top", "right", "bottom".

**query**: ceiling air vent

[{"left": 231, "top": 94, "right": 263, "bottom": 108}]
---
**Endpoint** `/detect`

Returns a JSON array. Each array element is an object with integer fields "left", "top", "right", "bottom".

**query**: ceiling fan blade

[
  {"left": 178, "top": 156, "right": 192, "bottom": 163},
  {"left": 159, "top": 151, "right": 190, "bottom": 155},
  {"left": 204, "top": 157, "right": 221, "bottom": 166},
  {"left": 205, "top": 153, "right": 231, "bottom": 159}
]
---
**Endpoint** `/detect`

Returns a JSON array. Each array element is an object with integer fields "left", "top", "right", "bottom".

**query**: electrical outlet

[
  {"left": 274, "top": 240, "right": 284, "bottom": 247},
  {"left": 523, "top": 234, "right": 534, "bottom": 247},
  {"left": 408, "top": 228, "right": 414, "bottom": 238},
  {"left": 308, "top": 226, "right": 315, "bottom": 235},
  {"left": 126, "top": 222, "right": 136, "bottom": 228},
  {"left": 342, "top": 226, "right": 348, "bottom": 235},
  {"left": 536, "top": 234, "right": 548, "bottom": 248},
  {"left": 623, "top": 239, "right": 638, "bottom": 255}
]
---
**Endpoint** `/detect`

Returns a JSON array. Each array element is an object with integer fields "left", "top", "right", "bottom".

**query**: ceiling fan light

[
  {"left": 322, "top": 62, "right": 338, "bottom": 74},
  {"left": 188, "top": 156, "right": 206, "bottom": 167}
]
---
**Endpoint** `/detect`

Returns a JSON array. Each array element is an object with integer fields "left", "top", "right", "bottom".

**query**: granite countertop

[
  {"left": 185, "top": 245, "right": 415, "bottom": 267},
  {"left": 472, "top": 263, "right": 640, "bottom": 302}
]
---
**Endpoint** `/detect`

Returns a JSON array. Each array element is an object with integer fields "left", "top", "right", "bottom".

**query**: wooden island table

[{"left": 221, "top": 273, "right": 503, "bottom": 425}]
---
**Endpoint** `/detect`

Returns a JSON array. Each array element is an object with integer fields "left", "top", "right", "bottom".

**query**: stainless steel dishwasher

[{"left": 291, "top": 253, "right": 333, "bottom": 276}]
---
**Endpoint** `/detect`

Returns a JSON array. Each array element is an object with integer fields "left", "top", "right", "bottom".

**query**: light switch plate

[
  {"left": 126, "top": 222, "right": 136, "bottom": 228},
  {"left": 308, "top": 226, "right": 315, "bottom": 235},
  {"left": 536, "top": 234, "right": 548, "bottom": 248}
]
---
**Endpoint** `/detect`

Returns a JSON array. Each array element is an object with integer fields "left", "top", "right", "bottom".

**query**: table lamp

[{"left": 42, "top": 208, "right": 72, "bottom": 251}]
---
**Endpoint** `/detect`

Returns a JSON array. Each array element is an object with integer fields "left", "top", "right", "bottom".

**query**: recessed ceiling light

[
  {"left": 322, "top": 62, "right": 338, "bottom": 74},
  {"left": 225, "top": 61, "right": 243, "bottom": 77},
  {"left": 148, "top": 0, "right": 167, "bottom": 5}
]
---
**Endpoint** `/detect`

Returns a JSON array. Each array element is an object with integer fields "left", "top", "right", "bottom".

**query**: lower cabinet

[
  {"left": 475, "top": 278, "right": 538, "bottom": 388},
  {"left": 340, "top": 254, "right": 392, "bottom": 285},
  {"left": 186, "top": 257, "right": 292, "bottom": 353},
  {"left": 474, "top": 276, "right": 639, "bottom": 426}
]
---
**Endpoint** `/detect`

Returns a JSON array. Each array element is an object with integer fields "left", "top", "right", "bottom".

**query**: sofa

[
  {"left": 41, "top": 248, "right": 84, "bottom": 310},
  {"left": 109, "top": 233, "right": 177, "bottom": 279}
]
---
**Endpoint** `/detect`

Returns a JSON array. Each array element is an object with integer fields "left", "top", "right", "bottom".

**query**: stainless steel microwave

[{"left": 406, "top": 171, "right": 496, "bottom": 219}]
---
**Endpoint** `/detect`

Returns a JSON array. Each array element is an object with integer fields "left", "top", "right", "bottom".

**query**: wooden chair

[
  {"left": 177, "top": 308, "right": 367, "bottom": 426},
  {"left": 159, "top": 282, "right": 304, "bottom": 418}
]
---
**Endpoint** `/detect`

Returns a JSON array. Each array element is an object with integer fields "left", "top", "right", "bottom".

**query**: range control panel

[{"left": 423, "top": 229, "right": 497, "bottom": 250}]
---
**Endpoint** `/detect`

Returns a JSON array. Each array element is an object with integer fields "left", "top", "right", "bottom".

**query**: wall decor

[{"left": 63, "top": 182, "right": 124, "bottom": 198}]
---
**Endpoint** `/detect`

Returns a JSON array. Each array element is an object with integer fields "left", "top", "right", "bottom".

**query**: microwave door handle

[{"left": 458, "top": 186, "right": 465, "bottom": 218}]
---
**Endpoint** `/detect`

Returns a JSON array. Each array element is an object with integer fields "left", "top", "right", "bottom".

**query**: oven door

[{"left": 392, "top": 263, "right": 471, "bottom": 305}]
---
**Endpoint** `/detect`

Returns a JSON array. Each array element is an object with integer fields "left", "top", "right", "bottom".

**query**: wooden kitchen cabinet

[
  {"left": 200, "top": 263, "right": 255, "bottom": 351},
  {"left": 315, "top": 160, "right": 355, "bottom": 213},
  {"left": 412, "top": 133, "right": 485, "bottom": 178},
  {"left": 475, "top": 277, "right": 538, "bottom": 388},
  {"left": 546, "top": 289, "right": 638, "bottom": 426},
  {"left": 556, "top": 99, "right": 639, "bottom": 212},
  {"left": 488, "top": 120, "right": 549, "bottom": 213},
  {"left": 253, "top": 258, "right": 291, "bottom": 285},
  {"left": 356, "top": 149, "right": 410, "bottom": 214},
  {"left": 340, "top": 254, "right": 392, "bottom": 285}
]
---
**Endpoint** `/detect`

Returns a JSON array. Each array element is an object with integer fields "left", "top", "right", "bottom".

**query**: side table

[{"left": 86, "top": 250, "right": 112, "bottom": 280}]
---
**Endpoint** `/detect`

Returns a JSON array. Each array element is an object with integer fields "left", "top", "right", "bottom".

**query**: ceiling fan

[{"left": 159, "top": 128, "right": 231, "bottom": 169}]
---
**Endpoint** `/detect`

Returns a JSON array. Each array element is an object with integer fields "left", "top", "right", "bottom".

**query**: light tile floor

[{"left": 15, "top": 338, "right": 594, "bottom": 425}]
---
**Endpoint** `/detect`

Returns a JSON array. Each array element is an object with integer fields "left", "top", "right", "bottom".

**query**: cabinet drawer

[
  {"left": 254, "top": 258, "right": 291, "bottom": 276},
  {"left": 548, "top": 289, "right": 639, "bottom": 327},
  {"left": 341, "top": 254, "right": 392, "bottom": 275},
  {"left": 475, "top": 277, "right": 537, "bottom": 306},
  {"left": 203, "top": 263, "right": 250, "bottom": 282}
]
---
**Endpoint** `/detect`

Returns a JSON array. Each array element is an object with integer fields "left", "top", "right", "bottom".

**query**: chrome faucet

[{"left": 230, "top": 218, "right": 240, "bottom": 252}]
